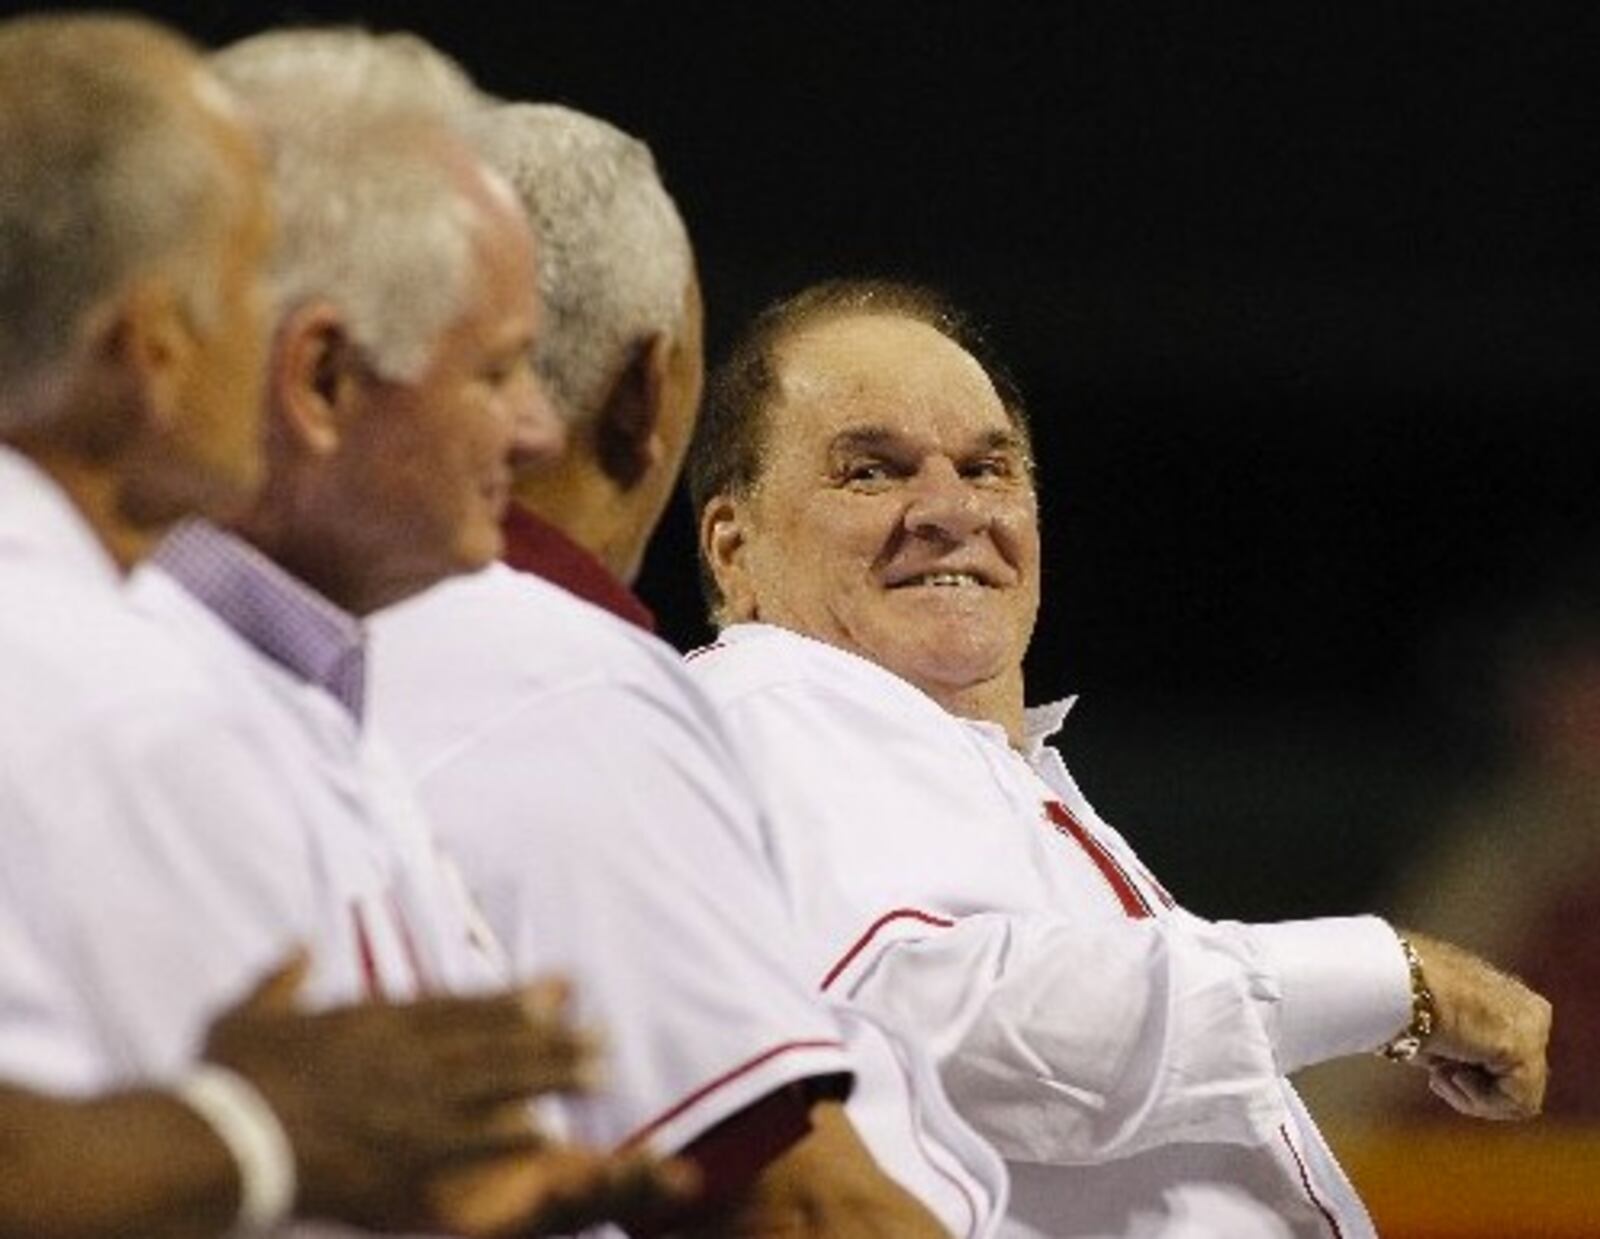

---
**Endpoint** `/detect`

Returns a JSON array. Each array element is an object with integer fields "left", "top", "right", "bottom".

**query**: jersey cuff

[{"left": 1242, "top": 915, "right": 1413, "bottom": 1072}]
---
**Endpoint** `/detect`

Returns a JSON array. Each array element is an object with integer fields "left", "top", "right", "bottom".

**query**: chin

[{"left": 454, "top": 525, "right": 504, "bottom": 570}]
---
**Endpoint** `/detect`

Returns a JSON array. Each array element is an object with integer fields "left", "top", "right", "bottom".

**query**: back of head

[
  {"left": 473, "top": 102, "right": 692, "bottom": 428},
  {"left": 0, "top": 13, "right": 244, "bottom": 434},
  {"left": 212, "top": 28, "right": 496, "bottom": 381}
]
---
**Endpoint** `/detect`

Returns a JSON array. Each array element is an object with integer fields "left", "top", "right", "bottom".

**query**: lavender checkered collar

[{"left": 154, "top": 518, "right": 367, "bottom": 720}]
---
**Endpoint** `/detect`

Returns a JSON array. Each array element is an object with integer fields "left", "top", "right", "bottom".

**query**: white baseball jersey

[
  {"left": 0, "top": 460, "right": 519, "bottom": 1239},
  {"left": 685, "top": 622, "right": 1415, "bottom": 1239},
  {"left": 130, "top": 534, "right": 506, "bottom": 1008},
  {"left": 0, "top": 449, "right": 313, "bottom": 1094},
  {"left": 370, "top": 563, "right": 1009, "bottom": 1236},
  {"left": 128, "top": 526, "right": 535, "bottom": 1239}
]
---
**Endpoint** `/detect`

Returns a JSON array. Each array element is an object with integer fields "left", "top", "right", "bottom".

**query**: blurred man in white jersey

[{"left": 0, "top": 14, "right": 659, "bottom": 1238}]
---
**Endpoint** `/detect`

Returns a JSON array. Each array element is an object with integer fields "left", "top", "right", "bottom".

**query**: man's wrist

[
  {"left": 173, "top": 1064, "right": 298, "bottom": 1233},
  {"left": 1376, "top": 934, "right": 1437, "bottom": 1063}
]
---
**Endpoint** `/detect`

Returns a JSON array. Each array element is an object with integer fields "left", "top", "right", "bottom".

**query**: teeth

[{"left": 918, "top": 572, "right": 978, "bottom": 587}]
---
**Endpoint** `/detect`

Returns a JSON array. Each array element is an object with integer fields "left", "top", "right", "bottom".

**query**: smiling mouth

[{"left": 890, "top": 571, "right": 989, "bottom": 589}]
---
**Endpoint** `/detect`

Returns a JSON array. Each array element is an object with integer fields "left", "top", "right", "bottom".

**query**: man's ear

[
  {"left": 700, "top": 491, "right": 758, "bottom": 621},
  {"left": 95, "top": 275, "right": 197, "bottom": 439},
  {"left": 594, "top": 331, "right": 671, "bottom": 491},
  {"left": 271, "top": 301, "right": 358, "bottom": 457}
]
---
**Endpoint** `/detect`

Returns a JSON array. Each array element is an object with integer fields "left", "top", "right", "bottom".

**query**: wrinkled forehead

[
  {"left": 768, "top": 312, "right": 1019, "bottom": 452},
  {"left": 777, "top": 312, "right": 993, "bottom": 398}
]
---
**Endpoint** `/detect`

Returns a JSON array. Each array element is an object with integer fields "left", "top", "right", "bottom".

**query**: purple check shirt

[{"left": 153, "top": 519, "right": 367, "bottom": 719}]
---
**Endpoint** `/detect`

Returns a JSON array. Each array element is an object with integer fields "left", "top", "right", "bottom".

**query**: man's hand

[
  {"left": 200, "top": 953, "right": 691, "bottom": 1235},
  {"left": 1403, "top": 931, "right": 1552, "bottom": 1121},
  {"left": 428, "top": 1143, "right": 698, "bottom": 1238},
  {"left": 681, "top": 1099, "right": 952, "bottom": 1239}
]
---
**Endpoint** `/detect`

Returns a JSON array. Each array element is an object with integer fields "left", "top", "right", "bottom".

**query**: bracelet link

[{"left": 1378, "top": 935, "right": 1437, "bottom": 1063}]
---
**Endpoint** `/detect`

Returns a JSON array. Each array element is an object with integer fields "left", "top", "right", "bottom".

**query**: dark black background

[{"left": 18, "top": 1, "right": 1600, "bottom": 916}]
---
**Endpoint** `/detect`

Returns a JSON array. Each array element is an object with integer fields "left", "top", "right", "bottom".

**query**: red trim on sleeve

[
  {"left": 1043, "top": 800, "right": 1154, "bottom": 919},
  {"left": 629, "top": 1083, "right": 820, "bottom": 1237},
  {"left": 820, "top": 908, "right": 956, "bottom": 992},
  {"left": 1278, "top": 1124, "right": 1345, "bottom": 1239},
  {"left": 618, "top": 1038, "right": 846, "bottom": 1152}
]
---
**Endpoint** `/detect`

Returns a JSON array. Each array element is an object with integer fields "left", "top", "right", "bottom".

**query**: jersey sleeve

[
  {"left": 1202, "top": 913, "right": 1412, "bottom": 1073},
  {"left": 703, "top": 662, "right": 1409, "bottom": 1168},
  {"left": 403, "top": 672, "right": 853, "bottom": 1157},
  {"left": 833, "top": 911, "right": 1322, "bottom": 1163},
  {"left": 0, "top": 693, "right": 313, "bottom": 1092}
]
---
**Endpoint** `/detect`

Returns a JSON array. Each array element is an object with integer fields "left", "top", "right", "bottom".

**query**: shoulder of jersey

[
  {"left": 377, "top": 562, "right": 679, "bottom": 688},
  {"left": 682, "top": 624, "right": 938, "bottom": 728},
  {"left": 0, "top": 568, "right": 236, "bottom": 767}
]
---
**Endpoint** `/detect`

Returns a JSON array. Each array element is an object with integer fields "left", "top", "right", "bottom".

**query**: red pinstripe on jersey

[
  {"left": 388, "top": 892, "right": 433, "bottom": 994},
  {"left": 1279, "top": 1124, "right": 1344, "bottom": 1238},
  {"left": 352, "top": 904, "right": 384, "bottom": 999},
  {"left": 618, "top": 1038, "right": 847, "bottom": 1151},
  {"left": 1043, "top": 800, "right": 1155, "bottom": 919},
  {"left": 820, "top": 907, "right": 957, "bottom": 992}
]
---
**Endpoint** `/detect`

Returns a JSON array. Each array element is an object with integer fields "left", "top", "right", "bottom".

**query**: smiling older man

[{"left": 683, "top": 278, "right": 1552, "bottom": 1239}]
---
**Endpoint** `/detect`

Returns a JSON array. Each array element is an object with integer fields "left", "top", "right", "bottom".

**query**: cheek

[{"left": 1000, "top": 494, "right": 1042, "bottom": 563}]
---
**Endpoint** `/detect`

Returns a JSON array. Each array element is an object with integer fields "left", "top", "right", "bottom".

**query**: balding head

[{"left": 0, "top": 13, "right": 262, "bottom": 435}]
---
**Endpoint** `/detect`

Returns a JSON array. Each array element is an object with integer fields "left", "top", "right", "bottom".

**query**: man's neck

[
  {"left": 924, "top": 670, "right": 1029, "bottom": 751},
  {"left": 28, "top": 450, "right": 158, "bottom": 573},
  {"left": 511, "top": 462, "right": 642, "bottom": 585}
]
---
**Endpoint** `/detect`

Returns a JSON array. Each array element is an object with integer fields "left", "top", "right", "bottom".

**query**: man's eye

[
  {"left": 843, "top": 460, "right": 893, "bottom": 484},
  {"left": 964, "top": 455, "right": 1016, "bottom": 481},
  {"left": 481, "top": 356, "right": 525, "bottom": 389}
]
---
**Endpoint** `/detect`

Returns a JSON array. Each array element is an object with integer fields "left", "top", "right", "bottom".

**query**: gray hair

[
  {"left": 472, "top": 103, "right": 691, "bottom": 426},
  {"left": 211, "top": 26, "right": 481, "bottom": 123},
  {"left": 0, "top": 15, "right": 245, "bottom": 432},
  {"left": 212, "top": 28, "right": 490, "bottom": 381}
]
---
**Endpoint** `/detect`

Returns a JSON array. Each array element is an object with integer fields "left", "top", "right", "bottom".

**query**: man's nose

[{"left": 904, "top": 459, "right": 986, "bottom": 540}]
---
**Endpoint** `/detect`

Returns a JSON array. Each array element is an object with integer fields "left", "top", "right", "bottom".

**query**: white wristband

[{"left": 174, "top": 1064, "right": 298, "bottom": 1234}]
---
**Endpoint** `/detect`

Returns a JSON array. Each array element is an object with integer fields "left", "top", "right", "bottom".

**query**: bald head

[{"left": 0, "top": 13, "right": 259, "bottom": 434}]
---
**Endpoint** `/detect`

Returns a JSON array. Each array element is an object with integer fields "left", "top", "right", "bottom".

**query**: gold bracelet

[{"left": 1378, "top": 935, "right": 1437, "bottom": 1062}]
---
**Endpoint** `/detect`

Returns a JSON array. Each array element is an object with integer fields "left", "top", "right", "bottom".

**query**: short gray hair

[
  {"left": 473, "top": 103, "right": 691, "bottom": 426},
  {"left": 0, "top": 14, "right": 244, "bottom": 432},
  {"left": 213, "top": 28, "right": 490, "bottom": 382}
]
